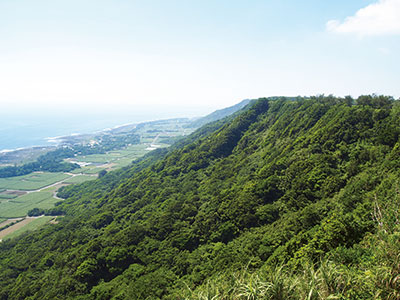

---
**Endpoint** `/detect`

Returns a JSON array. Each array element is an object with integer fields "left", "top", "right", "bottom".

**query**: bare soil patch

[
  {"left": 49, "top": 218, "right": 58, "bottom": 224},
  {"left": 0, "top": 218, "right": 35, "bottom": 239},
  {"left": 0, "top": 218, "right": 23, "bottom": 228}
]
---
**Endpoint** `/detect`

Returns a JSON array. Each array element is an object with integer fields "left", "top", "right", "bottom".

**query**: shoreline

[
  {"left": 0, "top": 145, "right": 54, "bottom": 154},
  {"left": 0, "top": 117, "right": 191, "bottom": 155},
  {"left": 0, "top": 122, "right": 139, "bottom": 155}
]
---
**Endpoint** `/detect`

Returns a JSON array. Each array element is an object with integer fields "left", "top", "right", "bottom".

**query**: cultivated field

[
  {"left": 63, "top": 175, "right": 96, "bottom": 184},
  {"left": 0, "top": 193, "right": 19, "bottom": 200},
  {"left": 0, "top": 119, "right": 195, "bottom": 241},
  {"left": 72, "top": 144, "right": 150, "bottom": 164},
  {"left": 68, "top": 143, "right": 163, "bottom": 174},
  {"left": 0, "top": 188, "right": 59, "bottom": 218},
  {"left": 0, "top": 172, "right": 71, "bottom": 191},
  {"left": 1, "top": 216, "right": 54, "bottom": 240}
]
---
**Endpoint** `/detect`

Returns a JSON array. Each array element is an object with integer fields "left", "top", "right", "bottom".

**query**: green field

[
  {"left": 72, "top": 154, "right": 113, "bottom": 164},
  {"left": 81, "top": 167, "right": 105, "bottom": 174},
  {"left": 71, "top": 144, "right": 155, "bottom": 170},
  {"left": 0, "top": 189, "right": 59, "bottom": 218},
  {"left": 0, "top": 119, "right": 193, "bottom": 238},
  {"left": 0, "top": 172, "right": 71, "bottom": 191},
  {"left": 64, "top": 121, "right": 190, "bottom": 175},
  {"left": 63, "top": 175, "right": 97, "bottom": 184},
  {"left": 2, "top": 216, "right": 54, "bottom": 240},
  {"left": 0, "top": 145, "right": 165, "bottom": 219},
  {"left": 0, "top": 193, "right": 18, "bottom": 200},
  {"left": 70, "top": 166, "right": 105, "bottom": 175}
]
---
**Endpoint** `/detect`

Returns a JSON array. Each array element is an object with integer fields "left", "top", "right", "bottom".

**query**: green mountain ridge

[{"left": 1, "top": 95, "right": 400, "bottom": 299}]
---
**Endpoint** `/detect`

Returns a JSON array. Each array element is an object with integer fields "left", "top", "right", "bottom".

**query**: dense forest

[{"left": 1, "top": 96, "right": 400, "bottom": 299}]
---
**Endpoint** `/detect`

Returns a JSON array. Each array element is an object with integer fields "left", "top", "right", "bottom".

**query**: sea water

[
  {"left": 0, "top": 116, "right": 130, "bottom": 151},
  {"left": 0, "top": 104, "right": 212, "bottom": 152},
  {"left": 0, "top": 111, "right": 167, "bottom": 151}
]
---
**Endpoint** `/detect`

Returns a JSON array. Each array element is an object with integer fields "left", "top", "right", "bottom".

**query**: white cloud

[{"left": 327, "top": 0, "right": 400, "bottom": 36}]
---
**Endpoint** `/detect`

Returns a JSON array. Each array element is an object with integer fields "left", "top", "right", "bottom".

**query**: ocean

[
  {"left": 0, "top": 112, "right": 168, "bottom": 152},
  {"left": 0, "top": 104, "right": 214, "bottom": 152}
]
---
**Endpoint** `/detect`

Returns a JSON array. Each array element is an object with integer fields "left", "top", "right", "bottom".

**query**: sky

[{"left": 0, "top": 0, "right": 399, "bottom": 117}]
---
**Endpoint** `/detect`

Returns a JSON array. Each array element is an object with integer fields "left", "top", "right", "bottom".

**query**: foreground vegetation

[
  {"left": 0, "top": 96, "right": 399, "bottom": 299},
  {"left": 180, "top": 199, "right": 400, "bottom": 299}
]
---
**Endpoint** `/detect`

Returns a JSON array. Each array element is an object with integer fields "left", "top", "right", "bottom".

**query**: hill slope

[
  {"left": 188, "top": 99, "right": 251, "bottom": 128},
  {"left": 0, "top": 95, "right": 400, "bottom": 299}
]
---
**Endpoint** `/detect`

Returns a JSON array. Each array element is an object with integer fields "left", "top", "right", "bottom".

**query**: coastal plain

[{"left": 0, "top": 118, "right": 195, "bottom": 240}]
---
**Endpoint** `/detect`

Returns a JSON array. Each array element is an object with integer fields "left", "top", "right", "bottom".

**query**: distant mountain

[{"left": 188, "top": 99, "right": 252, "bottom": 128}]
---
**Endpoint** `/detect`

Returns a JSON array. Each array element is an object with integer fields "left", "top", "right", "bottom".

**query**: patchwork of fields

[
  {"left": 0, "top": 185, "right": 63, "bottom": 219},
  {"left": 63, "top": 175, "right": 96, "bottom": 184},
  {"left": 0, "top": 119, "right": 194, "bottom": 241},
  {"left": 0, "top": 172, "right": 70, "bottom": 191},
  {"left": 68, "top": 144, "right": 155, "bottom": 172}
]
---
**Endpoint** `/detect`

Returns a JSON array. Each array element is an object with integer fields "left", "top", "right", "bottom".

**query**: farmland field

[
  {"left": 69, "top": 144, "right": 160, "bottom": 171},
  {"left": 0, "top": 172, "right": 71, "bottom": 191},
  {"left": 80, "top": 167, "right": 106, "bottom": 174},
  {"left": 0, "top": 218, "right": 23, "bottom": 229},
  {"left": 0, "top": 119, "right": 195, "bottom": 240},
  {"left": 2, "top": 216, "right": 54, "bottom": 240},
  {"left": 0, "top": 193, "right": 19, "bottom": 200},
  {"left": 70, "top": 166, "right": 105, "bottom": 174},
  {"left": 0, "top": 188, "right": 59, "bottom": 218},
  {"left": 63, "top": 175, "right": 96, "bottom": 184},
  {"left": 0, "top": 144, "right": 170, "bottom": 233},
  {"left": 72, "top": 154, "right": 113, "bottom": 164}
]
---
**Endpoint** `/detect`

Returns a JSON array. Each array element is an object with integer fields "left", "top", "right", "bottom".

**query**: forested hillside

[{"left": 1, "top": 96, "right": 400, "bottom": 299}]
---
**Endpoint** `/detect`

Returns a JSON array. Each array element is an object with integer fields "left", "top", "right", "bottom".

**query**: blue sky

[{"left": 0, "top": 0, "right": 399, "bottom": 116}]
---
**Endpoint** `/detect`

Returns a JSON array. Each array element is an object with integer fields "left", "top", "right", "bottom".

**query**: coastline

[
  {"left": 0, "top": 122, "right": 137, "bottom": 155},
  {"left": 0, "top": 145, "right": 55, "bottom": 155},
  {"left": 0, "top": 116, "right": 192, "bottom": 158}
]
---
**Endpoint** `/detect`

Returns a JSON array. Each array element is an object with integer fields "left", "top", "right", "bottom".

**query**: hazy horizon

[
  {"left": 1, "top": 0, "right": 399, "bottom": 116},
  {"left": 1, "top": 0, "right": 399, "bottom": 149},
  {"left": 0, "top": 102, "right": 226, "bottom": 151}
]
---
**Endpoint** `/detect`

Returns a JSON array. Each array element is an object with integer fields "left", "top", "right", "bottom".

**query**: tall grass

[{"left": 178, "top": 197, "right": 400, "bottom": 300}]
